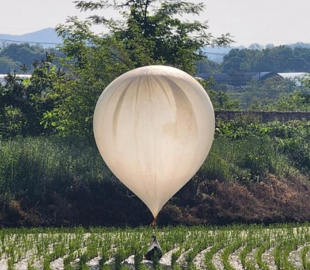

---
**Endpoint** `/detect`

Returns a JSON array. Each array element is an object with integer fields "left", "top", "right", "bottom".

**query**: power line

[
  {"left": 0, "top": 38, "right": 61, "bottom": 45},
  {"left": 0, "top": 39, "right": 230, "bottom": 54}
]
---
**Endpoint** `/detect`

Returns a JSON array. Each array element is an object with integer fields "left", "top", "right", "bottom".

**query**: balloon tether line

[{"left": 151, "top": 217, "right": 157, "bottom": 235}]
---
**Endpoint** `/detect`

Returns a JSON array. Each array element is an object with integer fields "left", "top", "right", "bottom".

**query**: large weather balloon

[{"left": 93, "top": 65, "right": 214, "bottom": 219}]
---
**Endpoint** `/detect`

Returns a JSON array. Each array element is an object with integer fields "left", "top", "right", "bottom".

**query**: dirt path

[
  {"left": 50, "top": 257, "right": 64, "bottom": 270},
  {"left": 228, "top": 246, "right": 244, "bottom": 270},
  {"left": 159, "top": 247, "right": 179, "bottom": 267},
  {"left": 193, "top": 247, "right": 212, "bottom": 270},
  {"left": 246, "top": 248, "right": 259, "bottom": 270},
  {"left": 262, "top": 247, "right": 277, "bottom": 270},
  {"left": 288, "top": 244, "right": 307, "bottom": 269},
  {"left": 212, "top": 248, "right": 224, "bottom": 270},
  {"left": 0, "top": 259, "right": 8, "bottom": 270}
]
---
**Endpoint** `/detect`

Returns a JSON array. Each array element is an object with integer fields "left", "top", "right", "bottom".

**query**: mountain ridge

[{"left": 0, "top": 28, "right": 62, "bottom": 47}]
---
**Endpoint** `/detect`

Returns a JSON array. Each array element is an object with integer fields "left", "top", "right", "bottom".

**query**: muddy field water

[{"left": 0, "top": 225, "right": 309, "bottom": 270}]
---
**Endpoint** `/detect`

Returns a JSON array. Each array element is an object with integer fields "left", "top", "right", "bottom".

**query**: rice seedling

[{"left": 301, "top": 245, "right": 310, "bottom": 270}]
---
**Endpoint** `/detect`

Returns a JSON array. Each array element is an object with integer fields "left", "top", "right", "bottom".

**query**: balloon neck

[{"left": 151, "top": 218, "right": 157, "bottom": 227}]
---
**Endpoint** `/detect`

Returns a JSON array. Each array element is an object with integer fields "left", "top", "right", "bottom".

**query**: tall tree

[
  {"left": 41, "top": 0, "right": 232, "bottom": 137},
  {"left": 71, "top": 0, "right": 232, "bottom": 74}
]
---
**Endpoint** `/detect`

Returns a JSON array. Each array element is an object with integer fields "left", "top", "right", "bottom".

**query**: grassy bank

[{"left": 0, "top": 119, "right": 310, "bottom": 226}]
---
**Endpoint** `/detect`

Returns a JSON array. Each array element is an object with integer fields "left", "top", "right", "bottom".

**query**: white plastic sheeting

[
  {"left": 93, "top": 65, "right": 214, "bottom": 218},
  {"left": 0, "top": 74, "right": 31, "bottom": 85}
]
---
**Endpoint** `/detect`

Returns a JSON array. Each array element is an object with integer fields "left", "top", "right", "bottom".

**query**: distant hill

[
  {"left": 0, "top": 28, "right": 62, "bottom": 48},
  {"left": 1, "top": 28, "right": 310, "bottom": 61}
]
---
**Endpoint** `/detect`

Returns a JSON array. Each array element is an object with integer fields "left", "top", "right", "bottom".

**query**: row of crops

[{"left": 0, "top": 224, "right": 310, "bottom": 270}]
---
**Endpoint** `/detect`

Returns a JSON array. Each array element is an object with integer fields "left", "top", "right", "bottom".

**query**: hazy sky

[{"left": 0, "top": 0, "right": 309, "bottom": 46}]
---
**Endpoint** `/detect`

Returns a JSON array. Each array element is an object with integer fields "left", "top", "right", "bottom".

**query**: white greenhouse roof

[
  {"left": 278, "top": 72, "right": 308, "bottom": 80},
  {"left": 0, "top": 74, "right": 31, "bottom": 84}
]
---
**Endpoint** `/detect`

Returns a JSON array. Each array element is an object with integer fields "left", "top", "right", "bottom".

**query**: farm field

[{"left": 0, "top": 224, "right": 310, "bottom": 270}]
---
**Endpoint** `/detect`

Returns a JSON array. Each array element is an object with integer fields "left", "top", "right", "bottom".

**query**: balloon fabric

[{"left": 93, "top": 65, "right": 215, "bottom": 219}]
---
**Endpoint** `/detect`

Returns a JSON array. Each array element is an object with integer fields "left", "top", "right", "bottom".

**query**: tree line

[
  {"left": 197, "top": 45, "right": 310, "bottom": 74},
  {"left": 0, "top": 43, "right": 60, "bottom": 73},
  {"left": 3, "top": 41, "right": 310, "bottom": 75}
]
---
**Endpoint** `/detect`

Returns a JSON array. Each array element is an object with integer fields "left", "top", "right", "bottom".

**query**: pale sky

[{"left": 0, "top": 0, "right": 309, "bottom": 46}]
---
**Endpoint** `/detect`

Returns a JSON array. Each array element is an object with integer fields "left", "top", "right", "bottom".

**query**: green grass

[
  {"left": 1, "top": 120, "right": 310, "bottom": 227},
  {"left": 0, "top": 119, "right": 309, "bottom": 205},
  {"left": 1, "top": 119, "right": 309, "bottom": 203},
  {"left": 0, "top": 136, "right": 112, "bottom": 203}
]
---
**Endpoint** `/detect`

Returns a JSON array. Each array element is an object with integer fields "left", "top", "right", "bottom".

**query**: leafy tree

[
  {"left": 263, "top": 91, "right": 310, "bottom": 111},
  {"left": 259, "top": 46, "right": 294, "bottom": 72},
  {"left": 304, "top": 74, "right": 310, "bottom": 87},
  {"left": 0, "top": 56, "right": 20, "bottom": 73},
  {"left": 242, "top": 77, "right": 298, "bottom": 109},
  {"left": 0, "top": 43, "right": 47, "bottom": 72},
  {"left": 74, "top": 0, "right": 232, "bottom": 74},
  {"left": 221, "top": 45, "right": 310, "bottom": 74},
  {"left": 248, "top": 43, "right": 263, "bottom": 50},
  {"left": 41, "top": 19, "right": 133, "bottom": 138},
  {"left": 208, "top": 90, "right": 240, "bottom": 110},
  {"left": 196, "top": 58, "right": 221, "bottom": 74},
  {"left": 221, "top": 49, "right": 263, "bottom": 74},
  {"left": 0, "top": 53, "right": 62, "bottom": 138},
  {"left": 201, "top": 79, "right": 240, "bottom": 110},
  {"left": 41, "top": 0, "right": 232, "bottom": 137}
]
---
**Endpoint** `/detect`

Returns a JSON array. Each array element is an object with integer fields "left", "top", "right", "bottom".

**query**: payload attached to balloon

[{"left": 93, "top": 65, "right": 215, "bottom": 220}]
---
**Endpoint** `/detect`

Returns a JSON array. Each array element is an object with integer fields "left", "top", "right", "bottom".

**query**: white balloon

[{"left": 93, "top": 65, "right": 214, "bottom": 219}]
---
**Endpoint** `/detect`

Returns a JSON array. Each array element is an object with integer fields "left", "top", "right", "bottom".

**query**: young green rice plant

[
  {"left": 255, "top": 241, "right": 271, "bottom": 270},
  {"left": 43, "top": 257, "right": 52, "bottom": 270},
  {"left": 100, "top": 264, "right": 111, "bottom": 270},
  {"left": 79, "top": 253, "right": 91, "bottom": 269},
  {"left": 64, "top": 252, "right": 77, "bottom": 270},
  {"left": 184, "top": 248, "right": 198, "bottom": 266},
  {"left": 151, "top": 250, "right": 162, "bottom": 270},
  {"left": 280, "top": 242, "right": 297, "bottom": 270},
  {"left": 27, "top": 261, "right": 37, "bottom": 270},
  {"left": 133, "top": 252, "right": 143, "bottom": 270},
  {"left": 114, "top": 253, "right": 123, "bottom": 270},
  {"left": 273, "top": 240, "right": 285, "bottom": 270},
  {"left": 2, "top": 224, "right": 310, "bottom": 270},
  {"left": 301, "top": 245, "right": 310, "bottom": 270},
  {"left": 81, "top": 264, "right": 92, "bottom": 270},
  {"left": 204, "top": 242, "right": 225, "bottom": 270},
  {"left": 221, "top": 238, "right": 243, "bottom": 270},
  {"left": 7, "top": 257, "right": 14, "bottom": 270},
  {"left": 168, "top": 250, "right": 179, "bottom": 269},
  {"left": 77, "top": 240, "right": 99, "bottom": 270},
  {"left": 171, "top": 249, "right": 181, "bottom": 270},
  {"left": 270, "top": 225, "right": 303, "bottom": 270},
  {"left": 182, "top": 229, "right": 213, "bottom": 266},
  {"left": 239, "top": 239, "right": 260, "bottom": 270},
  {"left": 52, "top": 242, "right": 67, "bottom": 260},
  {"left": 64, "top": 263, "right": 75, "bottom": 270}
]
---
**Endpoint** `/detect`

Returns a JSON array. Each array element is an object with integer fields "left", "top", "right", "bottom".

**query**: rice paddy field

[{"left": 1, "top": 224, "right": 310, "bottom": 270}]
